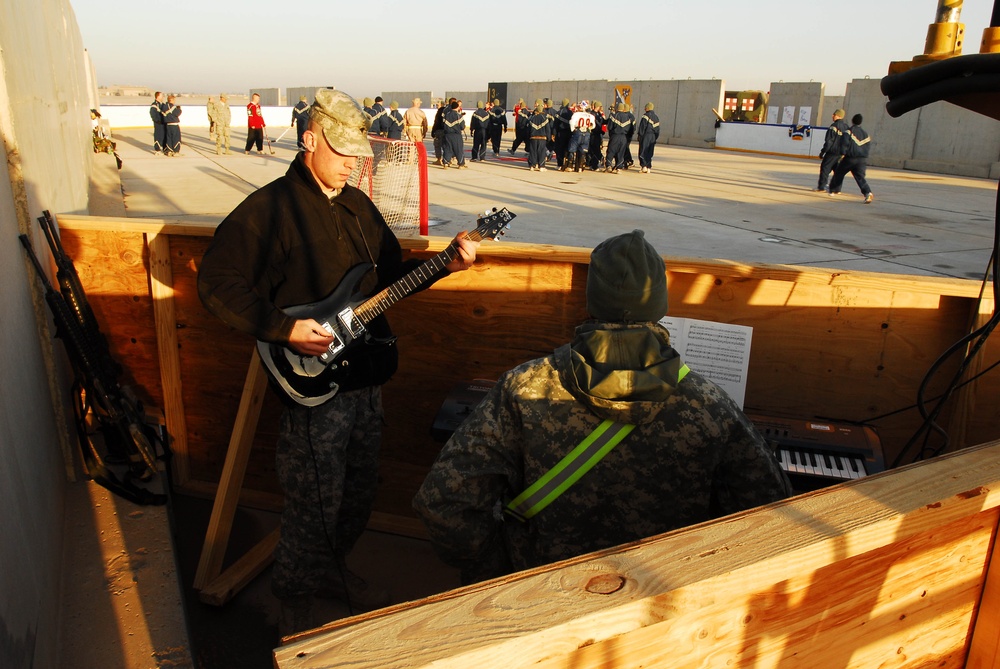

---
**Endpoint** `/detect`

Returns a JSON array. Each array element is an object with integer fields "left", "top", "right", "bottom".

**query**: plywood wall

[{"left": 56, "top": 217, "right": 1000, "bottom": 530}]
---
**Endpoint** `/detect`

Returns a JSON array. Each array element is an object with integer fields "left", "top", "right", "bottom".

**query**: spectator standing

[
  {"left": 470, "top": 101, "right": 490, "bottom": 162},
  {"left": 565, "top": 102, "right": 595, "bottom": 173},
  {"left": 527, "top": 103, "right": 551, "bottom": 172},
  {"left": 245, "top": 92, "right": 266, "bottom": 155},
  {"left": 215, "top": 94, "right": 232, "bottom": 155},
  {"left": 441, "top": 100, "right": 467, "bottom": 168},
  {"left": 403, "top": 97, "right": 428, "bottom": 144},
  {"left": 487, "top": 98, "right": 507, "bottom": 157},
  {"left": 292, "top": 95, "right": 310, "bottom": 149},
  {"left": 206, "top": 96, "right": 217, "bottom": 141},
  {"left": 385, "top": 101, "right": 404, "bottom": 140},
  {"left": 605, "top": 102, "right": 633, "bottom": 173},
  {"left": 163, "top": 95, "right": 182, "bottom": 156},
  {"left": 587, "top": 101, "right": 606, "bottom": 171},
  {"left": 149, "top": 91, "right": 167, "bottom": 155},
  {"left": 636, "top": 102, "right": 661, "bottom": 173}
]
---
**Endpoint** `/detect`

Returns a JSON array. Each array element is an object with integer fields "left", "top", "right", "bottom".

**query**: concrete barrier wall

[
  {"left": 382, "top": 91, "right": 433, "bottom": 106},
  {"left": 0, "top": 0, "right": 94, "bottom": 667},
  {"left": 844, "top": 77, "right": 1000, "bottom": 178},
  {"left": 767, "top": 82, "right": 825, "bottom": 126}
]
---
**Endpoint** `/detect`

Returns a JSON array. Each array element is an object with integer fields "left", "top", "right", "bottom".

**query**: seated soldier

[{"left": 414, "top": 229, "right": 792, "bottom": 584}]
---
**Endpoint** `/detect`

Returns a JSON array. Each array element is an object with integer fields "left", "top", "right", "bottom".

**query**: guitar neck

[{"left": 354, "top": 230, "right": 487, "bottom": 324}]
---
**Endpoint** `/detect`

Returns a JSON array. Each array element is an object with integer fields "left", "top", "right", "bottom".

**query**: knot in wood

[{"left": 585, "top": 573, "right": 626, "bottom": 595}]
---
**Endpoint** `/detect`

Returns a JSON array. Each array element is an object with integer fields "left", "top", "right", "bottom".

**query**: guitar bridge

[{"left": 337, "top": 307, "right": 366, "bottom": 338}]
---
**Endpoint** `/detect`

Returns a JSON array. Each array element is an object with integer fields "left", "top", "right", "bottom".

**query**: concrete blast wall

[
  {"left": 767, "top": 82, "right": 826, "bottom": 126},
  {"left": 844, "top": 77, "right": 1000, "bottom": 179},
  {"left": 0, "top": 0, "right": 96, "bottom": 667},
  {"left": 382, "top": 91, "right": 433, "bottom": 106},
  {"left": 507, "top": 80, "right": 725, "bottom": 149}
]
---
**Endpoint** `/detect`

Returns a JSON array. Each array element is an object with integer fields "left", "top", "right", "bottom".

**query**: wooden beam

[
  {"left": 275, "top": 440, "right": 1000, "bottom": 668},
  {"left": 192, "top": 353, "right": 269, "bottom": 592},
  {"left": 197, "top": 527, "right": 280, "bottom": 607},
  {"left": 146, "top": 232, "right": 190, "bottom": 484},
  {"left": 54, "top": 213, "right": 987, "bottom": 299}
]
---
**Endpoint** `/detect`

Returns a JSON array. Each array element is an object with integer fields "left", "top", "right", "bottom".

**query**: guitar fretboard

[{"left": 353, "top": 225, "right": 496, "bottom": 324}]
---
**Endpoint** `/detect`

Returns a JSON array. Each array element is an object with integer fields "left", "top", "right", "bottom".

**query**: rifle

[{"left": 20, "top": 217, "right": 165, "bottom": 505}]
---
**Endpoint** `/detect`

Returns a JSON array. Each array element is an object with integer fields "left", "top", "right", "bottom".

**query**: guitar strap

[{"left": 504, "top": 419, "right": 635, "bottom": 522}]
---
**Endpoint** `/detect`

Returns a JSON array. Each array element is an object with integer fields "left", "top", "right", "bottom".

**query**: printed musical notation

[{"left": 658, "top": 316, "right": 753, "bottom": 408}]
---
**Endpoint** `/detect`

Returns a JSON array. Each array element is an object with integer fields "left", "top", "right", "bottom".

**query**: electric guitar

[{"left": 257, "top": 207, "right": 516, "bottom": 406}]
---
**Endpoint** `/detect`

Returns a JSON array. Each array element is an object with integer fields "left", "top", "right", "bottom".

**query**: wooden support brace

[
  {"left": 966, "top": 509, "right": 1000, "bottom": 668},
  {"left": 192, "top": 352, "right": 269, "bottom": 596}
]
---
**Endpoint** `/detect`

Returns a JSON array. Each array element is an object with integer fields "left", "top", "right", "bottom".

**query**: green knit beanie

[{"left": 586, "top": 230, "right": 668, "bottom": 322}]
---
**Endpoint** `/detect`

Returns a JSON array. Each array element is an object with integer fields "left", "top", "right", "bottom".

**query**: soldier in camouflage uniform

[
  {"left": 214, "top": 94, "right": 232, "bottom": 155},
  {"left": 414, "top": 230, "right": 791, "bottom": 584},
  {"left": 197, "top": 88, "right": 479, "bottom": 635}
]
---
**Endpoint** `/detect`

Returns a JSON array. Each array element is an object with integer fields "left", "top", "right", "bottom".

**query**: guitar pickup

[
  {"left": 319, "top": 321, "right": 346, "bottom": 362},
  {"left": 337, "top": 307, "right": 366, "bottom": 338}
]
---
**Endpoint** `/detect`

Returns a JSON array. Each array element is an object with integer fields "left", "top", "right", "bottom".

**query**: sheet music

[{"left": 658, "top": 316, "right": 752, "bottom": 408}]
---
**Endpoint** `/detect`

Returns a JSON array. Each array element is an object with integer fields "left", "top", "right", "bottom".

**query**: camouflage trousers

[
  {"left": 215, "top": 126, "right": 230, "bottom": 152},
  {"left": 271, "top": 386, "right": 383, "bottom": 600}
]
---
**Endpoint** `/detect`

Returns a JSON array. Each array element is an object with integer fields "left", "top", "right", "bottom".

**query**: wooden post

[{"left": 146, "top": 232, "right": 190, "bottom": 483}]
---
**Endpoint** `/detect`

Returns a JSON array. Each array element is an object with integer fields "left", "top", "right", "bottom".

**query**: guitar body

[
  {"left": 257, "top": 263, "right": 397, "bottom": 407},
  {"left": 257, "top": 206, "right": 515, "bottom": 406}
]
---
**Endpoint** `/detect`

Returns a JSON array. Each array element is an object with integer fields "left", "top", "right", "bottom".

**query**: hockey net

[{"left": 348, "top": 136, "right": 429, "bottom": 236}]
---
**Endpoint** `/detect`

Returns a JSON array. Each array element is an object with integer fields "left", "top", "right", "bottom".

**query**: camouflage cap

[
  {"left": 310, "top": 89, "right": 373, "bottom": 157},
  {"left": 390, "top": 100, "right": 398, "bottom": 110},
  {"left": 562, "top": 98, "right": 571, "bottom": 106},
  {"left": 645, "top": 102, "right": 654, "bottom": 111},
  {"left": 493, "top": 98, "right": 500, "bottom": 105}
]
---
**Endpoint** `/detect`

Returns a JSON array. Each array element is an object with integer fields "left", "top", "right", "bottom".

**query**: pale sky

[{"left": 70, "top": 0, "right": 996, "bottom": 100}]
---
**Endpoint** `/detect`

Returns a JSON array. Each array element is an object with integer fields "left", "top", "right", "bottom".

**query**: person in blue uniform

[
  {"left": 816, "top": 108, "right": 849, "bottom": 192},
  {"left": 149, "top": 91, "right": 166, "bottom": 155},
  {"left": 487, "top": 99, "right": 507, "bottom": 157},
  {"left": 829, "top": 114, "right": 874, "bottom": 204},
  {"left": 441, "top": 100, "right": 467, "bottom": 168},
  {"left": 637, "top": 102, "right": 661, "bottom": 173},
  {"left": 527, "top": 103, "right": 551, "bottom": 171},
  {"left": 604, "top": 103, "right": 633, "bottom": 173},
  {"left": 385, "top": 101, "right": 404, "bottom": 140},
  {"left": 587, "top": 101, "right": 606, "bottom": 171},
  {"left": 163, "top": 95, "right": 182, "bottom": 156},
  {"left": 470, "top": 101, "right": 490, "bottom": 161},
  {"left": 292, "top": 96, "right": 310, "bottom": 149},
  {"left": 553, "top": 98, "right": 573, "bottom": 169}
]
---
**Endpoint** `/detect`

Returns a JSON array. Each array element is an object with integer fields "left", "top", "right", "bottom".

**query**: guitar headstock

[{"left": 471, "top": 207, "right": 515, "bottom": 242}]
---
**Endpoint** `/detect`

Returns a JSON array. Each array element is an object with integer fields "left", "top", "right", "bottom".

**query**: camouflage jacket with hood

[{"left": 413, "top": 321, "right": 791, "bottom": 583}]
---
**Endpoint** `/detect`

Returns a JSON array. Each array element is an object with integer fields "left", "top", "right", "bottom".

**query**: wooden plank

[
  {"left": 274, "top": 440, "right": 1000, "bottom": 668},
  {"left": 146, "top": 232, "right": 190, "bottom": 483},
  {"left": 197, "top": 527, "right": 280, "bottom": 607},
  {"left": 192, "top": 353, "right": 269, "bottom": 591},
  {"left": 966, "top": 510, "right": 1000, "bottom": 669},
  {"left": 55, "top": 213, "right": 987, "bottom": 298}
]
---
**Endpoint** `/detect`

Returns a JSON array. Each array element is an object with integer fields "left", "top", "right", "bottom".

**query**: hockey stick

[
  {"left": 262, "top": 127, "right": 276, "bottom": 154},
  {"left": 274, "top": 127, "right": 293, "bottom": 143}
]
